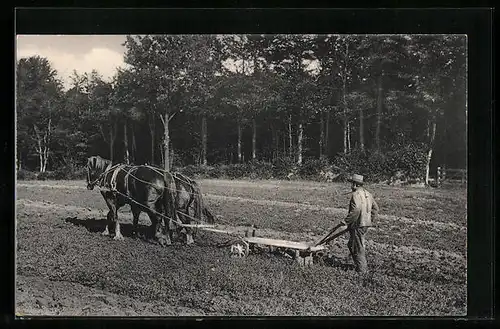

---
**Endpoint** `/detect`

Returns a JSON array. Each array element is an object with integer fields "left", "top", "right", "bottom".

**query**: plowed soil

[{"left": 15, "top": 179, "right": 467, "bottom": 316}]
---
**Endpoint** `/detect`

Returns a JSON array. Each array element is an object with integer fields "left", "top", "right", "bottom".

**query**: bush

[
  {"left": 333, "top": 144, "right": 428, "bottom": 183},
  {"left": 16, "top": 165, "right": 87, "bottom": 181},
  {"left": 247, "top": 160, "right": 274, "bottom": 180},
  {"left": 16, "top": 169, "right": 37, "bottom": 180},
  {"left": 177, "top": 165, "right": 212, "bottom": 179},
  {"left": 224, "top": 164, "right": 248, "bottom": 179},
  {"left": 298, "top": 157, "right": 330, "bottom": 180},
  {"left": 271, "top": 157, "right": 295, "bottom": 179},
  {"left": 46, "top": 165, "right": 87, "bottom": 180},
  {"left": 386, "top": 143, "right": 427, "bottom": 180}
]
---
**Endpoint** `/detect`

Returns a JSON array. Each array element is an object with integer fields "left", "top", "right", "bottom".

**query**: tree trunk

[
  {"left": 163, "top": 112, "right": 170, "bottom": 172},
  {"left": 376, "top": 73, "right": 383, "bottom": 151},
  {"left": 283, "top": 134, "right": 286, "bottom": 158},
  {"left": 131, "top": 126, "right": 137, "bottom": 164},
  {"left": 347, "top": 121, "right": 351, "bottom": 153},
  {"left": 274, "top": 126, "right": 279, "bottom": 160},
  {"left": 34, "top": 128, "right": 43, "bottom": 173},
  {"left": 325, "top": 109, "right": 330, "bottom": 157},
  {"left": 109, "top": 130, "right": 114, "bottom": 163},
  {"left": 149, "top": 115, "right": 156, "bottom": 165},
  {"left": 425, "top": 117, "right": 437, "bottom": 185},
  {"left": 159, "top": 141, "right": 164, "bottom": 167},
  {"left": 342, "top": 69, "right": 348, "bottom": 154},
  {"left": 170, "top": 147, "right": 174, "bottom": 169},
  {"left": 237, "top": 121, "right": 242, "bottom": 163},
  {"left": 109, "top": 121, "right": 117, "bottom": 163},
  {"left": 343, "top": 118, "right": 348, "bottom": 154},
  {"left": 288, "top": 115, "right": 293, "bottom": 158},
  {"left": 252, "top": 118, "right": 257, "bottom": 160},
  {"left": 43, "top": 144, "right": 48, "bottom": 172},
  {"left": 319, "top": 112, "right": 324, "bottom": 158},
  {"left": 297, "top": 122, "right": 303, "bottom": 165},
  {"left": 124, "top": 121, "right": 130, "bottom": 164},
  {"left": 359, "top": 108, "right": 365, "bottom": 152},
  {"left": 201, "top": 115, "right": 207, "bottom": 166},
  {"left": 99, "top": 124, "right": 109, "bottom": 160}
]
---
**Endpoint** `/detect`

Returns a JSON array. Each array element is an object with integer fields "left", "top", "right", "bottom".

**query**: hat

[{"left": 347, "top": 174, "right": 364, "bottom": 185}]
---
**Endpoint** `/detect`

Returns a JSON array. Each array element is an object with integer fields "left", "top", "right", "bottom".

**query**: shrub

[
  {"left": 271, "top": 157, "right": 295, "bottom": 179},
  {"left": 386, "top": 143, "right": 427, "bottom": 180},
  {"left": 16, "top": 169, "right": 37, "bottom": 180},
  {"left": 36, "top": 171, "right": 51, "bottom": 181},
  {"left": 247, "top": 160, "right": 274, "bottom": 180},
  {"left": 208, "top": 165, "right": 225, "bottom": 179},
  {"left": 333, "top": 144, "right": 428, "bottom": 183},
  {"left": 48, "top": 165, "right": 87, "bottom": 180},
  {"left": 177, "top": 165, "right": 212, "bottom": 179},
  {"left": 298, "top": 157, "right": 330, "bottom": 180},
  {"left": 225, "top": 164, "right": 249, "bottom": 179}
]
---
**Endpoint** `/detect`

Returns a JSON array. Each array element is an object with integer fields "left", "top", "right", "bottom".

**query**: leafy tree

[
  {"left": 17, "top": 56, "right": 64, "bottom": 172},
  {"left": 406, "top": 35, "right": 466, "bottom": 184},
  {"left": 111, "top": 68, "right": 144, "bottom": 164},
  {"left": 180, "top": 35, "right": 225, "bottom": 165}
]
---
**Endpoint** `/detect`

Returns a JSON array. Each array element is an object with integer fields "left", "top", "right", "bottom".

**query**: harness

[
  {"left": 87, "top": 158, "right": 216, "bottom": 233},
  {"left": 87, "top": 162, "right": 113, "bottom": 188},
  {"left": 109, "top": 164, "right": 125, "bottom": 191}
]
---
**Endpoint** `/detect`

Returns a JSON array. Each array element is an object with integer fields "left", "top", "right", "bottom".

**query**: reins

[{"left": 87, "top": 161, "right": 213, "bottom": 231}]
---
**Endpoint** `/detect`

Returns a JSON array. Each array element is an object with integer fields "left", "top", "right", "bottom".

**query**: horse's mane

[{"left": 87, "top": 156, "right": 112, "bottom": 172}]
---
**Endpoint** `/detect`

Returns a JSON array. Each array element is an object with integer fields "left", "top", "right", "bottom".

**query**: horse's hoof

[
  {"left": 113, "top": 235, "right": 124, "bottom": 241},
  {"left": 159, "top": 239, "right": 172, "bottom": 247},
  {"left": 102, "top": 231, "right": 109, "bottom": 236}
]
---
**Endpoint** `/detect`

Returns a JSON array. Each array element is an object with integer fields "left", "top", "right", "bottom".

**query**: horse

[
  {"left": 86, "top": 156, "right": 177, "bottom": 246},
  {"left": 170, "top": 171, "right": 216, "bottom": 244}
]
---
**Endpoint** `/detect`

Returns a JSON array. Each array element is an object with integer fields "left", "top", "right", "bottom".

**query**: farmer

[{"left": 316, "top": 174, "right": 379, "bottom": 273}]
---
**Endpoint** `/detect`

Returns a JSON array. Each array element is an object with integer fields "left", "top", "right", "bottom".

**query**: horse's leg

[
  {"left": 131, "top": 205, "right": 141, "bottom": 238},
  {"left": 157, "top": 212, "right": 172, "bottom": 247},
  {"left": 113, "top": 196, "right": 125, "bottom": 241},
  {"left": 178, "top": 211, "right": 194, "bottom": 245},
  {"left": 101, "top": 191, "right": 114, "bottom": 236}
]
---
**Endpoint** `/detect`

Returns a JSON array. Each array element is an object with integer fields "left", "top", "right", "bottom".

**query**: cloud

[{"left": 16, "top": 43, "right": 127, "bottom": 90}]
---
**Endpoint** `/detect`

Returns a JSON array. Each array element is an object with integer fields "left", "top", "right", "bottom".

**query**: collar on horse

[{"left": 88, "top": 163, "right": 123, "bottom": 190}]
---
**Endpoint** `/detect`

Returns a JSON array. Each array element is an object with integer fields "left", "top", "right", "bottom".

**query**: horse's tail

[
  {"left": 191, "top": 180, "right": 216, "bottom": 224},
  {"left": 163, "top": 172, "right": 177, "bottom": 228},
  {"left": 203, "top": 206, "right": 216, "bottom": 224},
  {"left": 191, "top": 181, "right": 203, "bottom": 222}
]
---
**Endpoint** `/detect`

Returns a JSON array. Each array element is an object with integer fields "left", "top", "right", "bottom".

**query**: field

[{"left": 15, "top": 179, "right": 467, "bottom": 316}]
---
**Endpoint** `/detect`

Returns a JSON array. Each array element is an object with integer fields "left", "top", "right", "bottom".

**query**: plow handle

[{"left": 314, "top": 223, "right": 348, "bottom": 246}]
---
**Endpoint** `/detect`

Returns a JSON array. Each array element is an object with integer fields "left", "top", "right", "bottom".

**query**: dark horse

[
  {"left": 86, "top": 156, "right": 177, "bottom": 245},
  {"left": 170, "top": 171, "right": 216, "bottom": 244}
]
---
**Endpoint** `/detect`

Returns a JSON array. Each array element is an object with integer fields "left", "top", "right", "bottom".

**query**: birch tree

[{"left": 16, "top": 56, "right": 63, "bottom": 172}]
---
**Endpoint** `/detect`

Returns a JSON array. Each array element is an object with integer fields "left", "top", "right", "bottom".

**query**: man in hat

[
  {"left": 342, "top": 174, "right": 379, "bottom": 273},
  {"left": 315, "top": 174, "right": 379, "bottom": 273}
]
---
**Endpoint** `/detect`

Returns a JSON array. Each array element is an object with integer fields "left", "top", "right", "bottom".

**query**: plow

[
  {"left": 177, "top": 218, "right": 350, "bottom": 267},
  {"left": 87, "top": 156, "right": 350, "bottom": 267}
]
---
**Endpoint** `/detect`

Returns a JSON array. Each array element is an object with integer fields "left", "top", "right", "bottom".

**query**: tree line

[{"left": 16, "top": 34, "right": 466, "bottom": 184}]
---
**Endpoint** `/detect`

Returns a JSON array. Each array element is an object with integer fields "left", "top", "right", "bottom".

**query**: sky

[
  {"left": 16, "top": 35, "right": 320, "bottom": 90},
  {"left": 16, "top": 35, "right": 128, "bottom": 90}
]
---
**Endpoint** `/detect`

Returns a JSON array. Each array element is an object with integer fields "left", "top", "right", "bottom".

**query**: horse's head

[{"left": 86, "top": 156, "right": 111, "bottom": 190}]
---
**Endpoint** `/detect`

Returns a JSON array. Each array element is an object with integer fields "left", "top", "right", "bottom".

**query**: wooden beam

[
  {"left": 199, "top": 227, "right": 236, "bottom": 234},
  {"left": 244, "top": 236, "right": 326, "bottom": 252}
]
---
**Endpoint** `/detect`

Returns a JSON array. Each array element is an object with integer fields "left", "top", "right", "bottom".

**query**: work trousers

[{"left": 347, "top": 226, "right": 369, "bottom": 273}]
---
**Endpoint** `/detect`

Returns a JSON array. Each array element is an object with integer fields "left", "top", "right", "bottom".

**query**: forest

[{"left": 16, "top": 34, "right": 467, "bottom": 183}]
